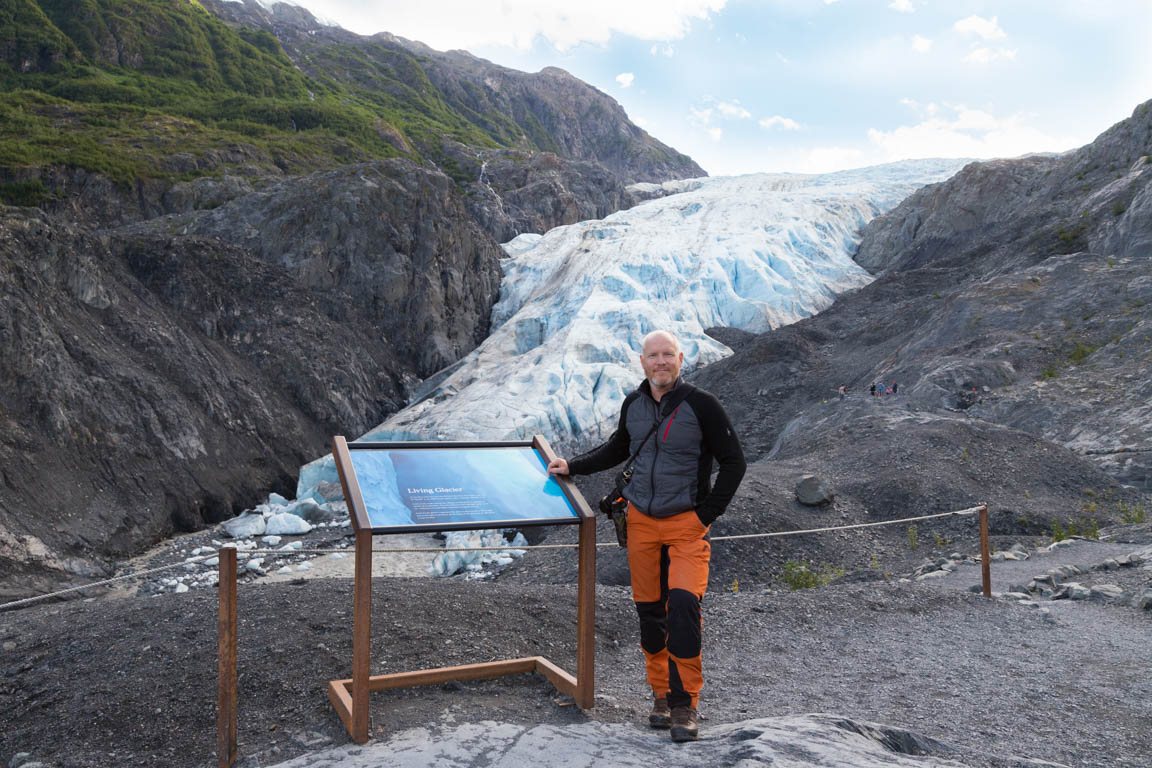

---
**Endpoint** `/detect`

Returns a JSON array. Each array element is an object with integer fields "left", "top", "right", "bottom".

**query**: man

[{"left": 547, "top": 330, "right": 745, "bottom": 742}]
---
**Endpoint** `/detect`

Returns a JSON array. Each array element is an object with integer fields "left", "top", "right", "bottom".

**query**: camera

[{"left": 598, "top": 492, "right": 628, "bottom": 548}]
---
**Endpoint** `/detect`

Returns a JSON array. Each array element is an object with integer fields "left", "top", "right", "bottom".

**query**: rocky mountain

[
  {"left": 493, "top": 101, "right": 1152, "bottom": 595},
  {"left": 201, "top": 0, "right": 703, "bottom": 185},
  {"left": 675, "top": 99, "right": 1152, "bottom": 571},
  {"left": 1, "top": 0, "right": 701, "bottom": 237},
  {"left": 200, "top": 0, "right": 702, "bottom": 242},
  {"left": 0, "top": 1, "right": 708, "bottom": 599}
]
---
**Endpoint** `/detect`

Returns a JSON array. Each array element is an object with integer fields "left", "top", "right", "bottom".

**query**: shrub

[
  {"left": 1068, "top": 341, "right": 1097, "bottom": 365},
  {"left": 1118, "top": 501, "right": 1146, "bottom": 524},
  {"left": 781, "top": 560, "right": 844, "bottom": 590},
  {"left": 0, "top": 178, "right": 49, "bottom": 206},
  {"left": 907, "top": 524, "right": 918, "bottom": 550}
]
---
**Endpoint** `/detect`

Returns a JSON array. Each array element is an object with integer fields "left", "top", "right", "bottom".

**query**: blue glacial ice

[{"left": 297, "top": 159, "right": 967, "bottom": 501}]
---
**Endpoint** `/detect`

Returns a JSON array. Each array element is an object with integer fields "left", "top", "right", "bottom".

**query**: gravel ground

[{"left": 3, "top": 546, "right": 1150, "bottom": 768}]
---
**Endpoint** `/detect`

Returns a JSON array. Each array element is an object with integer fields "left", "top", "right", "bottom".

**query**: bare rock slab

[{"left": 265, "top": 714, "right": 1061, "bottom": 768}]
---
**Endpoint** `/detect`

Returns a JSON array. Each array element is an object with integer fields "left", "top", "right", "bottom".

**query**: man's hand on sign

[{"left": 547, "top": 458, "right": 570, "bottom": 476}]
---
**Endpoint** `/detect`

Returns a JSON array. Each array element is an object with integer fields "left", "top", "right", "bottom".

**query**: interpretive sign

[
  {"left": 325, "top": 435, "right": 597, "bottom": 744},
  {"left": 334, "top": 439, "right": 582, "bottom": 534}
]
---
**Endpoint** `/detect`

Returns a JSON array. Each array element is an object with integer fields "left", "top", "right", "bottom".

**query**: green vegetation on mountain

[{"left": 0, "top": 0, "right": 516, "bottom": 187}]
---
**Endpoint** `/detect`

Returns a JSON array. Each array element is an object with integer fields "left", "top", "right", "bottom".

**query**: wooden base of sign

[{"left": 329, "top": 514, "right": 597, "bottom": 743}]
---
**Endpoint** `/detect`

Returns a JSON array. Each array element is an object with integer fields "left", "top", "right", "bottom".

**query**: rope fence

[{"left": 0, "top": 504, "right": 987, "bottom": 612}]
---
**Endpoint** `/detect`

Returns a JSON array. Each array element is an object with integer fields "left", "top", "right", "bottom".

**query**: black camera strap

[{"left": 616, "top": 383, "right": 696, "bottom": 488}]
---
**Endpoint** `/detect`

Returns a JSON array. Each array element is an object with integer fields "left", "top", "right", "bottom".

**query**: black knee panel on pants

[
  {"left": 666, "top": 588, "right": 702, "bottom": 659},
  {"left": 635, "top": 600, "right": 667, "bottom": 654}
]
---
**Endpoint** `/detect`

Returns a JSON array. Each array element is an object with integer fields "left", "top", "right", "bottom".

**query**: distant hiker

[
  {"left": 547, "top": 330, "right": 745, "bottom": 743},
  {"left": 892, "top": 381, "right": 899, "bottom": 395},
  {"left": 838, "top": 385, "right": 846, "bottom": 401},
  {"left": 870, "top": 382, "right": 876, "bottom": 397}
]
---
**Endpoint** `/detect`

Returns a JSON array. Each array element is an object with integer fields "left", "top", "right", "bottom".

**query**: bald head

[
  {"left": 639, "top": 330, "right": 683, "bottom": 399},
  {"left": 641, "top": 330, "right": 680, "bottom": 355}
]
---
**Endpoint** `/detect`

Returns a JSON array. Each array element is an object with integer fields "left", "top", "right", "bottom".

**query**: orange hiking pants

[{"left": 626, "top": 503, "right": 710, "bottom": 709}]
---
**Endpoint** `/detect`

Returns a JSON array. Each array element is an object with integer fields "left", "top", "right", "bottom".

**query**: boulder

[
  {"left": 795, "top": 475, "right": 835, "bottom": 506},
  {"left": 1064, "top": 583, "right": 1091, "bottom": 600},
  {"left": 1089, "top": 584, "right": 1124, "bottom": 602},
  {"left": 1135, "top": 589, "right": 1152, "bottom": 610}
]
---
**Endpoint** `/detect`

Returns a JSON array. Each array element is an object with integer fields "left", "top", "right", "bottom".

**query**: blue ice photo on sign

[{"left": 348, "top": 446, "right": 578, "bottom": 530}]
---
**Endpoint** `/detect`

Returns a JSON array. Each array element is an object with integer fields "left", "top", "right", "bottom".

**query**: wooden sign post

[
  {"left": 327, "top": 435, "right": 596, "bottom": 743},
  {"left": 979, "top": 503, "right": 991, "bottom": 598},
  {"left": 217, "top": 547, "right": 238, "bottom": 768}
]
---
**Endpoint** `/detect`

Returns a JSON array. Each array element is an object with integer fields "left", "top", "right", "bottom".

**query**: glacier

[{"left": 297, "top": 159, "right": 967, "bottom": 498}]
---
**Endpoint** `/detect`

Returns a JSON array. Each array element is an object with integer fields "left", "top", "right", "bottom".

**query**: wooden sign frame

[{"left": 327, "top": 434, "right": 597, "bottom": 743}]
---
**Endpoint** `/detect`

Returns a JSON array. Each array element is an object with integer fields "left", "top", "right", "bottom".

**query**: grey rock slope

[
  {"left": 849, "top": 99, "right": 1152, "bottom": 487},
  {"left": 439, "top": 142, "right": 638, "bottom": 243},
  {"left": 131, "top": 160, "right": 504, "bottom": 378},
  {"left": 0, "top": 160, "right": 502, "bottom": 600}
]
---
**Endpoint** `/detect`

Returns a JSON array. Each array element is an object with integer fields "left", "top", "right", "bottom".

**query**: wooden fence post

[
  {"left": 218, "top": 547, "right": 238, "bottom": 768},
  {"left": 979, "top": 504, "right": 991, "bottom": 598}
]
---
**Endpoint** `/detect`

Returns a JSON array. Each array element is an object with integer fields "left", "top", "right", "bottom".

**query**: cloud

[
  {"left": 804, "top": 146, "right": 866, "bottom": 173},
  {"left": 964, "top": 47, "right": 1018, "bottom": 64},
  {"left": 866, "top": 104, "right": 1077, "bottom": 160},
  {"left": 650, "top": 42, "right": 676, "bottom": 57},
  {"left": 708, "top": 127, "right": 724, "bottom": 142},
  {"left": 953, "top": 14, "right": 1006, "bottom": 41},
  {"left": 888, "top": 0, "right": 914, "bottom": 12},
  {"left": 911, "top": 34, "right": 932, "bottom": 53},
  {"left": 759, "top": 115, "right": 801, "bottom": 131},
  {"left": 782, "top": 104, "right": 1079, "bottom": 174},
  {"left": 716, "top": 100, "right": 752, "bottom": 119},
  {"left": 616, "top": 72, "right": 635, "bottom": 88},
  {"left": 776, "top": 51, "right": 791, "bottom": 64},
  {"left": 689, "top": 107, "right": 714, "bottom": 126},
  {"left": 633, "top": 116, "right": 649, "bottom": 128},
  {"left": 295, "top": 0, "right": 728, "bottom": 51}
]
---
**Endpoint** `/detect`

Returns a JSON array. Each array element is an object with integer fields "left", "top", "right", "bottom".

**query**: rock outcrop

[
  {"left": 129, "top": 159, "right": 504, "bottom": 378},
  {"left": 440, "top": 143, "right": 638, "bottom": 243},
  {"left": 0, "top": 160, "right": 502, "bottom": 598},
  {"left": 264, "top": 714, "right": 1031, "bottom": 768}
]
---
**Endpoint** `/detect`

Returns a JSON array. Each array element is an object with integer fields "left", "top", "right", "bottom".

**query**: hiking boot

[
  {"left": 670, "top": 706, "right": 699, "bottom": 742},
  {"left": 648, "top": 696, "right": 671, "bottom": 729}
]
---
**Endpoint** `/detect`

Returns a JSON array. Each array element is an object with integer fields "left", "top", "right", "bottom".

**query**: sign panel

[{"left": 340, "top": 442, "right": 581, "bottom": 534}]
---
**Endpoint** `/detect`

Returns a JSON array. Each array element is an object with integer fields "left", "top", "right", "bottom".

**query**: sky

[{"left": 284, "top": 0, "right": 1152, "bottom": 176}]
